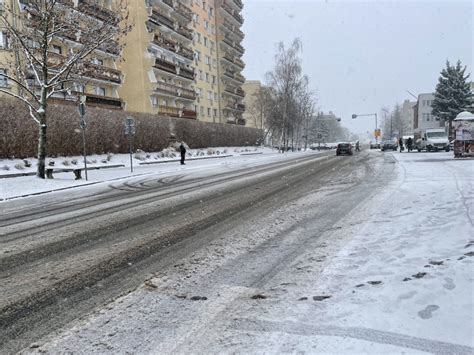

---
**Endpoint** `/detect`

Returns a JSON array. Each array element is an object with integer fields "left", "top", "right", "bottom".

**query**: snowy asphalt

[{"left": 1, "top": 150, "right": 472, "bottom": 354}]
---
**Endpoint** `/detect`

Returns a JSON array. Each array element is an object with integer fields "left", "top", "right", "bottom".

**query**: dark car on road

[
  {"left": 381, "top": 141, "right": 397, "bottom": 151},
  {"left": 336, "top": 142, "right": 353, "bottom": 156}
]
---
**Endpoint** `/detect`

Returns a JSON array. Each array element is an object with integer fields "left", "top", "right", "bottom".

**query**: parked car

[
  {"left": 381, "top": 141, "right": 397, "bottom": 151},
  {"left": 336, "top": 142, "right": 353, "bottom": 156},
  {"left": 370, "top": 142, "right": 381, "bottom": 149}
]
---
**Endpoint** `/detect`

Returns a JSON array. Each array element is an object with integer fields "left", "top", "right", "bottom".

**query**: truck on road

[{"left": 414, "top": 128, "right": 450, "bottom": 152}]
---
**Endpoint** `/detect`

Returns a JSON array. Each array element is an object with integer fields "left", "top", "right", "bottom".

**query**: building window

[
  {"left": 151, "top": 96, "right": 158, "bottom": 107},
  {"left": 214, "top": 92, "right": 218, "bottom": 101},
  {"left": 75, "top": 83, "right": 85, "bottom": 92},
  {"left": 212, "top": 75, "right": 216, "bottom": 84},
  {"left": 213, "top": 108, "right": 217, "bottom": 117},
  {"left": 207, "top": 107, "right": 211, "bottom": 116},
  {"left": 0, "top": 32, "right": 5, "bottom": 48},
  {"left": 204, "top": 37, "right": 208, "bottom": 47},
  {"left": 199, "top": 70, "right": 203, "bottom": 80},
  {"left": 95, "top": 87, "right": 106, "bottom": 96},
  {"left": 200, "top": 106, "right": 204, "bottom": 115},
  {"left": 205, "top": 73, "right": 209, "bottom": 82},
  {"left": 0, "top": 68, "right": 8, "bottom": 87}
]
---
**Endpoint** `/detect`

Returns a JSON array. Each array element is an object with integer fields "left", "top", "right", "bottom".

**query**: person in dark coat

[
  {"left": 406, "top": 137, "right": 413, "bottom": 152},
  {"left": 179, "top": 142, "right": 186, "bottom": 165},
  {"left": 399, "top": 137, "right": 404, "bottom": 152}
]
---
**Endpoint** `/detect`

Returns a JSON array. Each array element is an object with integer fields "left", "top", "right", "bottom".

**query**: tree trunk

[{"left": 37, "top": 115, "right": 47, "bottom": 179}]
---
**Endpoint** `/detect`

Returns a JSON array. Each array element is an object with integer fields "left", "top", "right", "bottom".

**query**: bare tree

[
  {"left": 0, "top": 0, "right": 130, "bottom": 178},
  {"left": 265, "top": 38, "right": 315, "bottom": 152}
]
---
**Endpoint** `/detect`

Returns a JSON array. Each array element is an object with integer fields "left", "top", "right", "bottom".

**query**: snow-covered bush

[
  {"left": 23, "top": 159, "right": 31, "bottom": 167},
  {"left": 162, "top": 148, "right": 177, "bottom": 158},
  {"left": 207, "top": 148, "right": 215, "bottom": 155},
  {"left": 106, "top": 152, "right": 113, "bottom": 162},
  {"left": 71, "top": 159, "right": 78, "bottom": 165},
  {"left": 62, "top": 159, "right": 71, "bottom": 166},
  {"left": 14, "top": 163, "right": 24, "bottom": 170},
  {"left": 134, "top": 149, "right": 146, "bottom": 161},
  {"left": 1, "top": 165, "right": 10, "bottom": 171},
  {"left": 100, "top": 159, "right": 108, "bottom": 164},
  {"left": 48, "top": 160, "right": 55, "bottom": 166}
]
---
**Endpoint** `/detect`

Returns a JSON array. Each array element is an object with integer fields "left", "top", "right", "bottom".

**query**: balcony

[
  {"left": 175, "top": 2, "right": 192, "bottom": 22},
  {"left": 222, "top": 37, "right": 244, "bottom": 55},
  {"left": 234, "top": 57, "right": 245, "bottom": 69},
  {"left": 153, "top": 33, "right": 176, "bottom": 52},
  {"left": 221, "top": 1, "right": 244, "bottom": 25},
  {"left": 177, "top": 65, "right": 195, "bottom": 80},
  {"left": 236, "top": 103, "right": 245, "bottom": 111},
  {"left": 232, "top": 0, "right": 243, "bottom": 9},
  {"left": 50, "top": 91, "right": 123, "bottom": 110},
  {"left": 150, "top": 9, "right": 174, "bottom": 29},
  {"left": 154, "top": 57, "right": 177, "bottom": 75},
  {"left": 234, "top": 73, "right": 245, "bottom": 83},
  {"left": 178, "top": 87, "right": 196, "bottom": 100},
  {"left": 236, "top": 88, "right": 245, "bottom": 97},
  {"left": 176, "top": 45, "right": 194, "bottom": 60},
  {"left": 220, "top": 19, "right": 244, "bottom": 40},
  {"left": 236, "top": 117, "right": 246, "bottom": 125},
  {"left": 156, "top": 105, "right": 180, "bottom": 117},
  {"left": 77, "top": 0, "right": 119, "bottom": 26},
  {"left": 83, "top": 62, "right": 122, "bottom": 84},
  {"left": 46, "top": 54, "right": 122, "bottom": 84},
  {"left": 181, "top": 109, "right": 197, "bottom": 119}
]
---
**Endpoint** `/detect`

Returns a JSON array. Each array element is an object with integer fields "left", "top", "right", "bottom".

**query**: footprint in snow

[
  {"left": 418, "top": 305, "right": 439, "bottom": 319},
  {"left": 443, "top": 278, "right": 456, "bottom": 290}
]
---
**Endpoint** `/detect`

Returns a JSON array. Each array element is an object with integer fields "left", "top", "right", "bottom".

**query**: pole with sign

[
  {"left": 124, "top": 117, "right": 136, "bottom": 173},
  {"left": 78, "top": 100, "right": 88, "bottom": 181}
]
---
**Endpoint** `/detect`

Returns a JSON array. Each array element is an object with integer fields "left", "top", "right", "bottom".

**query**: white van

[{"left": 414, "top": 128, "right": 450, "bottom": 152}]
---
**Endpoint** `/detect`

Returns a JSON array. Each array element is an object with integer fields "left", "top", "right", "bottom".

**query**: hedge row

[{"left": 0, "top": 98, "right": 263, "bottom": 158}]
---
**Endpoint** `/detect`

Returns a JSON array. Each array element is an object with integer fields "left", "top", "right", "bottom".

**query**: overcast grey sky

[{"left": 241, "top": 0, "right": 473, "bottom": 135}]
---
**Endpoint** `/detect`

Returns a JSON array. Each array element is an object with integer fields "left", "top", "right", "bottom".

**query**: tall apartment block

[
  {"left": 120, "top": 0, "right": 246, "bottom": 124},
  {"left": 0, "top": 0, "right": 124, "bottom": 110},
  {"left": 216, "top": 0, "right": 246, "bottom": 125},
  {"left": 119, "top": 0, "right": 197, "bottom": 118},
  {"left": 0, "top": 0, "right": 247, "bottom": 125}
]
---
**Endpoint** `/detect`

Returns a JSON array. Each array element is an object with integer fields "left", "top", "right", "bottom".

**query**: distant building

[
  {"left": 413, "top": 93, "right": 443, "bottom": 130},
  {"left": 401, "top": 100, "right": 416, "bottom": 134},
  {"left": 242, "top": 80, "right": 263, "bottom": 129}
]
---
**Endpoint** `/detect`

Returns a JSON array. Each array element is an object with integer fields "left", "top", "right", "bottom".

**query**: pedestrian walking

[
  {"left": 399, "top": 137, "right": 404, "bottom": 152},
  {"left": 355, "top": 141, "right": 360, "bottom": 152},
  {"left": 406, "top": 137, "right": 413, "bottom": 152},
  {"left": 180, "top": 142, "right": 186, "bottom": 165}
]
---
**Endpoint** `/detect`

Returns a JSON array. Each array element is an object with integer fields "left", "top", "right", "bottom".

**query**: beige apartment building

[
  {"left": 190, "top": 0, "right": 220, "bottom": 122},
  {"left": 0, "top": 0, "right": 246, "bottom": 124},
  {"left": 242, "top": 80, "right": 264, "bottom": 129},
  {"left": 0, "top": 0, "right": 125, "bottom": 110}
]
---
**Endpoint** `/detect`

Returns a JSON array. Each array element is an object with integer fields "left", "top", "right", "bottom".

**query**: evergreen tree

[{"left": 431, "top": 60, "right": 471, "bottom": 138}]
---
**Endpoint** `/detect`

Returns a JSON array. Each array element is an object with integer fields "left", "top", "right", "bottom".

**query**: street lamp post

[{"left": 352, "top": 113, "right": 379, "bottom": 143}]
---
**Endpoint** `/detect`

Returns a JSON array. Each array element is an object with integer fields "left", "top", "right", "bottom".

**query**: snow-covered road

[
  {"left": 3, "top": 150, "right": 473, "bottom": 354},
  {"left": 20, "top": 151, "right": 473, "bottom": 354}
]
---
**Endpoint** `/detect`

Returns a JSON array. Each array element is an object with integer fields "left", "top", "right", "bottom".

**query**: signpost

[
  {"left": 78, "top": 100, "right": 88, "bottom": 181},
  {"left": 124, "top": 117, "right": 136, "bottom": 173}
]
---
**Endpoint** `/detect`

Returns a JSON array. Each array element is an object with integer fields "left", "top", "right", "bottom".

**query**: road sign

[
  {"left": 374, "top": 129, "right": 381, "bottom": 137},
  {"left": 124, "top": 117, "right": 136, "bottom": 135}
]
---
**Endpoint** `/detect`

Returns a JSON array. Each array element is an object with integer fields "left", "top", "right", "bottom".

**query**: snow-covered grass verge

[{"left": 0, "top": 146, "right": 272, "bottom": 176}]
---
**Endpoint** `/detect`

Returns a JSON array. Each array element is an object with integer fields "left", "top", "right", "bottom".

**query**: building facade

[
  {"left": 401, "top": 99, "right": 416, "bottom": 134},
  {"left": 242, "top": 80, "right": 264, "bottom": 129},
  {"left": 0, "top": 0, "right": 247, "bottom": 124},
  {"left": 413, "top": 93, "right": 443, "bottom": 130},
  {"left": 0, "top": 0, "right": 125, "bottom": 110}
]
